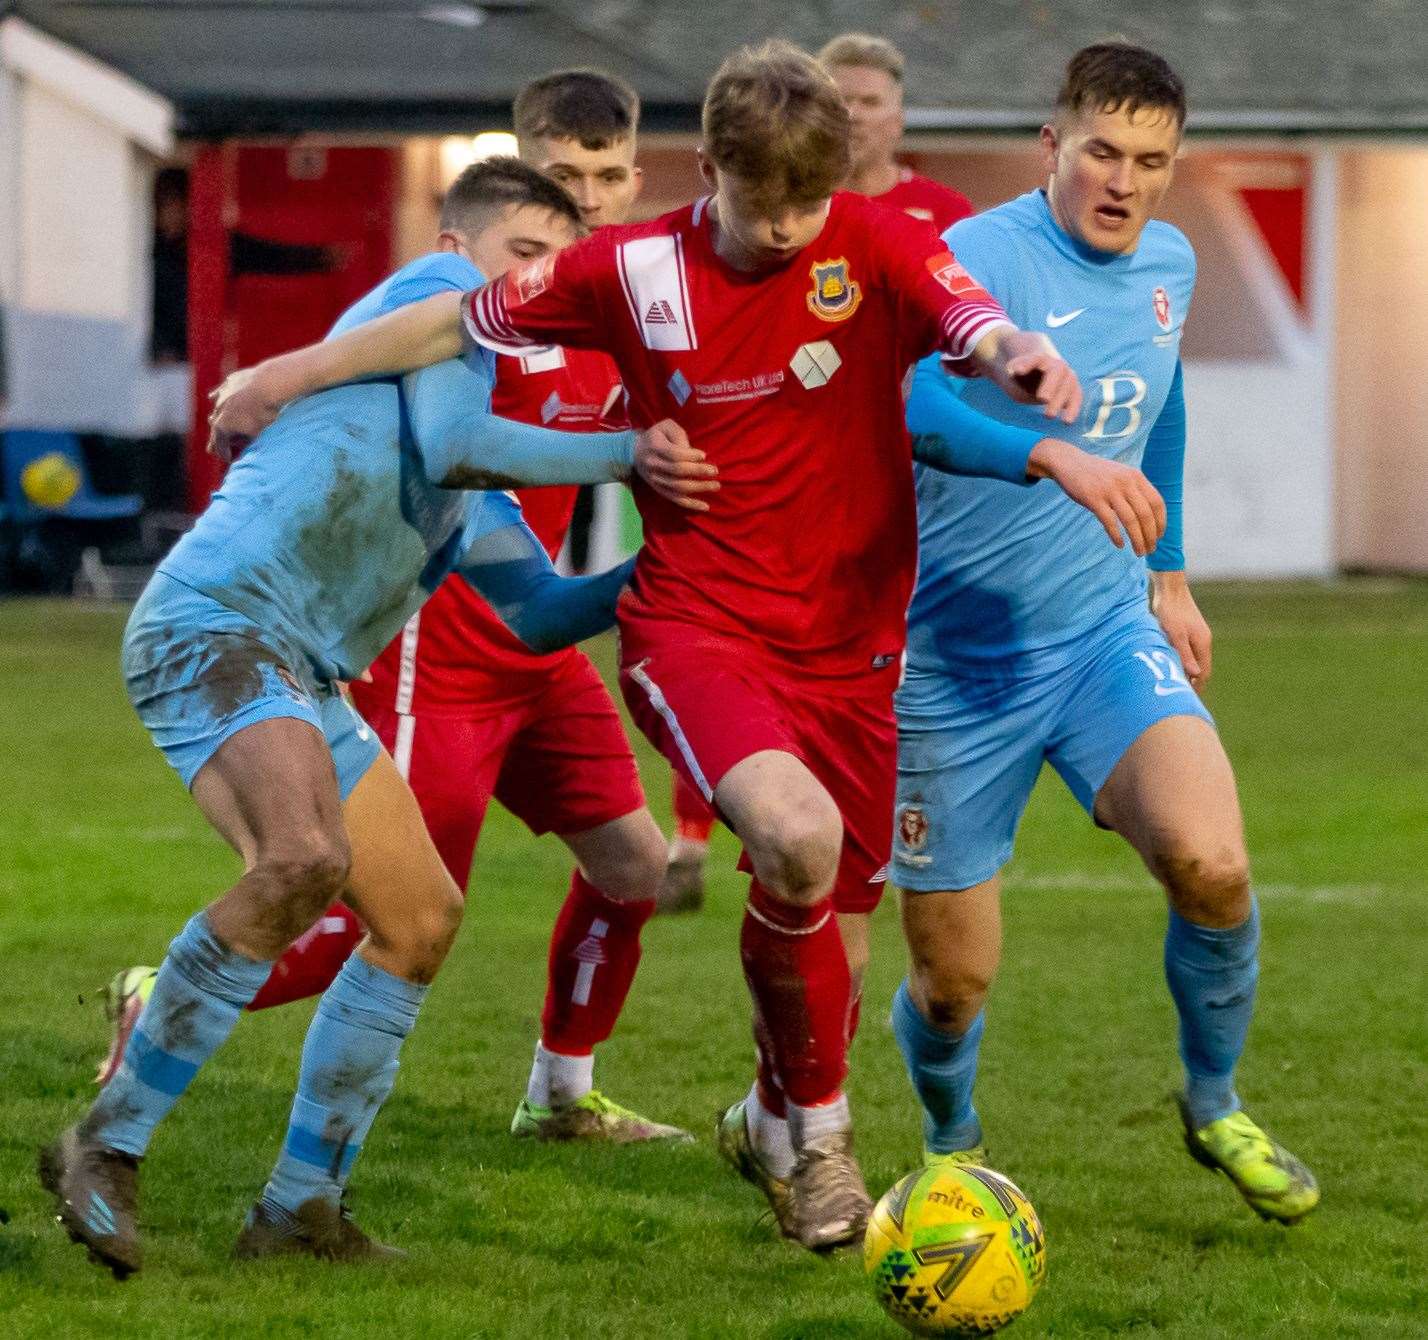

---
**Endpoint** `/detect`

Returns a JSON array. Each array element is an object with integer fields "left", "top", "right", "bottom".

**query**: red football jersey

[
  {"left": 362, "top": 345, "right": 624, "bottom": 714},
  {"left": 467, "top": 192, "right": 1009, "bottom": 683},
  {"left": 874, "top": 166, "right": 975, "bottom": 237}
]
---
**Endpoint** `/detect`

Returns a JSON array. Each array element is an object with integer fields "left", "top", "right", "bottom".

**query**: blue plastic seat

[{"left": 1, "top": 430, "right": 142, "bottom": 523}]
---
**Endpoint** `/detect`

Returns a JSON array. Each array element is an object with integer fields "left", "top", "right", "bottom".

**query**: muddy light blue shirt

[
  {"left": 904, "top": 190, "right": 1195, "bottom": 680},
  {"left": 159, "top": 253, "right": 636, "bottom": 683}
]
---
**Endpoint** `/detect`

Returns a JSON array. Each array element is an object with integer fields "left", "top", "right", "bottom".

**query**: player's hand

[
  {"left": 634, "top": 419, "right": 719, "bottom": 512},
  {"left": 1029, "top": 438, "right": 1166, "bottom": 557},
  {"left": 207, "top": 364, "right": 286, "bottom": 465},
  {"left": 990, "top": 330, "right": 1082, "bottom": 423},
  {"left": 1150, "top": 570, "right": 1213, "bottom": 688}
]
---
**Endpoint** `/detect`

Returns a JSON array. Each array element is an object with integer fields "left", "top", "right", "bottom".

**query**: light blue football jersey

[
  {"left": 158, "top": 252, "right": 518, "bottom": 683},
  {"left": 904, "top": 189, "right": 1195, "bottom": 677}
]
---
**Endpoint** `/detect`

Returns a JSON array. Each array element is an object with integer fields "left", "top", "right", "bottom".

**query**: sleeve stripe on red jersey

[
  {"left": 940, "top": 304, "right": 1012, "bottom": 360},
  {"left": 465, "top": 283, "right": 545, "bottom": 356}
]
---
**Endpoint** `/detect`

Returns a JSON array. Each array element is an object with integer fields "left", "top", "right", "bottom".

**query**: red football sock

[
  {"left": 738, "top": 881, "right": 850, "bottom": 1108},
  {"left": 753, "top": 1006, "right": 788, "bottom": 1119},
  {"left": 541, "top": 872, "right": 655, "bottom": 1056},
  {"left": 672, "top": 772, "right": 715, "bottom": 844},
  {"left": 247, "top": 902, "right": 364, "bottom": 1011}
]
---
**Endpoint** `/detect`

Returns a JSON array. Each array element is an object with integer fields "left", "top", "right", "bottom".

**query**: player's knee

[
  {"left": 749, "top": 795, "right": 842, "bottom": 905},
  {"left": 579, "top": 814, "right": 667, "bottom": 902},
  {"left": 1155, "top": 843, "right": 1252, "bottom": 927},
  {"left": 252, "top": 831, "right": 352, "bottom": 939},
  {"left": 913, "top": 961, "right": 993, "bottom": 1035},
  {"left": 384, "top": 880, "right": 465, "bottom": 985}
]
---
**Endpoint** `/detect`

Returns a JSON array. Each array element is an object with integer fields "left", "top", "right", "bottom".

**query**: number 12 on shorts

[{"left": 1134, "top": 648, "right": 1193, "bottom": 697}]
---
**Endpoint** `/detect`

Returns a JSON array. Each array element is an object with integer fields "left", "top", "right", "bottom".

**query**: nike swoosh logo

[
  {"left": 1153, "top": 683, "right": 1193, "bottom": 697},
  {"left": 1046, "top": 308, "right": 1086, "bottom": 328}
]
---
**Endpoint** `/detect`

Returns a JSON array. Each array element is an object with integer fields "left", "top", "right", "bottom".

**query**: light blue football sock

[
  {"left": 1164, "top": 898, "right": 1261, "bottom": 1128},
  {"left": 86, "top": 911, "right": 273, "bottom": 1157},
  {"left": 261, "top": 954, "right": 426, "bottom": 1215},
  {"left": 892, "top": 979, "right": 985, "bottom": 1154}
]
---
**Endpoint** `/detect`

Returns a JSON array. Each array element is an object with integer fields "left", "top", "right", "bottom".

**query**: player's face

[
  {"left": 1041, "top": 103, "right": 1181, "bottom": 254},
  {"left": 445, "top": 203, "right": 579, "bottom": 280},
  {"left": 828, "top": 64, "right": 903, "bottom": 171},
  {"left": 523, "top": 135, "right": 642, "bottom": 230},
  {"left": 698, "top": 156, "right": 831, "bottom": 272}
]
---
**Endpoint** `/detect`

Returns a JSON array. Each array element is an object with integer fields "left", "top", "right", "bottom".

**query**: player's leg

[
  {"left": 44, "top": 582, "right": 358, "bottom": 1277},
  {"left": 727, "top": 907, "right": 871, "bottom": 1195},
  {"left": 239, "top": 721, "right": 468, "bottom": 1260},
  {"left": 657, "top": 769, "right": 716, "bottom": 914},
  {"left": 1095, "top": 717, "right": 1254, "bottom": 1115},
  {"left": 715, "top": 748, "right": 861, "bottom": 1248},
  {"left": 621, "top": 641, "right": 860, "bottom": 1248},
  {"left": 1094, "top": 717, "right": 1317, "bottom": 1222},
  {"left": 897, "top": 878, "right": 1000, "bottom": 1163},
  {"left": 1055, "top": 619, "right": 1318, "bottom": 1222},
  {"left": 722, "top": 684, "right": 899, "bottom": 1249},
  {"left": 889, "top": 676, "right": 1049, "bottom": 1168},
  {"left": 498, "top": 656, "right": 686, "bottom": 1140},
  {"left": 48, "top": 712, "right": 350, "bottom": 1276},
  {"left": 98, "top": 697, "right": 495, "bottom": 1045},
  {"left": 357, "top": 697, "right": 505, "bottom": 894}
]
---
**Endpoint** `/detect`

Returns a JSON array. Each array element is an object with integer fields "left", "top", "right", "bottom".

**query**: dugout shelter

[{"left": 2, "top": 0, "right": 1426, "bottom": 576}]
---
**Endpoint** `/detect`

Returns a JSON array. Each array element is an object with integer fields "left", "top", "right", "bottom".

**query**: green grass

[{"left": 2, "top": 582, "right": 1425, "bottom": 1338}]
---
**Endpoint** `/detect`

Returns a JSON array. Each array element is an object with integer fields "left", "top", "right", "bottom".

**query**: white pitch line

[{"left": 1003, "top": 873, "right": 1390, "bottom": 902}]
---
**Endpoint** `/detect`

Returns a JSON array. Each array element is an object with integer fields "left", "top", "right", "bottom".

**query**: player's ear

[
  {"left": 696, "top": 148, "right": 717, "bottom": 192},
  {"left": 1038, "top": 124, "right": 1060, "bottom": 175},
  {"left": 630, "top": 164, "right": 645, "bottom": 202}
]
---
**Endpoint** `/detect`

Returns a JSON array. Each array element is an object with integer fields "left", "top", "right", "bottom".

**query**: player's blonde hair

[
  {"left": 702, "top": 40, "right": 850, "bottom": 206},
  {"left": 816, "top": 32, "right": 905, "bottom": 83}
]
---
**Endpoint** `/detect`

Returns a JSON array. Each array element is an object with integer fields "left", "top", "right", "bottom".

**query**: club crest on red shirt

[
  {"left": 1153, "top": 285, "right": 1172, "bottom": 331},
  {"left": 806, "top": 258, "right": 862, "bottom": 322}
]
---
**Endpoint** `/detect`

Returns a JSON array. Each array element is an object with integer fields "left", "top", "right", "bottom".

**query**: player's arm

[
  {"left": 408, "top": 359, "right": 713, "bottom": 507},
  {"left": 455, "top": 494, "right": 634, "bottom": 652},
  {"left": 406, "top": 357, "right": 635, "bottom": 490},
  {"left": 1142, "top": 362, "right": 1211, "bottom": 686},
  {"left": 210, "top": 291, "right": 465, "bottom": 457},
  {"left": 906, "top": 354, "right": 1166, "bottom": 557},
  {"left": 212, "top": 241, "right": 609, "bottom": 453},
  {"left": 897, "top": 248, "right": 1081, "bottom": 422}
]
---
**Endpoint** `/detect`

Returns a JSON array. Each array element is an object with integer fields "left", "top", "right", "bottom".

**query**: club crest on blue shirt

[
  {"left": 1153, "top": 285, "right": 1172, "bottom": 332},
  {"left": 806, "top": 258, "right": 862, "bottom": 322}
]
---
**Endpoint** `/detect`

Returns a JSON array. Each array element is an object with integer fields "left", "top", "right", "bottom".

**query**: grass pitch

[{"left": 1, "top": 582, "right": 1425, "bottom": 1338}]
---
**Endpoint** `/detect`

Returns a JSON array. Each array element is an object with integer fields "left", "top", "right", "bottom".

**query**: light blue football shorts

[
  {"left": 122, "top": 571, "right": 381, "bottom": 798},
  {"left": 893, "top": 610, "right": 1215, "bottom": 892}
]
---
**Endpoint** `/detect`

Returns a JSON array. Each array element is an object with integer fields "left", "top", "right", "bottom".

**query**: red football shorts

[
  {"left": 351, "top": 651, "right": 645, "bottom": 891},
  {"left": 618, "top": 621, "right": 896, "bottom": 914}
]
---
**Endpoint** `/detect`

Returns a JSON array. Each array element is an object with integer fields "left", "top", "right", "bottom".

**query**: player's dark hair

[
  {"left": 703, "top": 40, "right": 850, "bottom": 206},
  {"left": 513, "top": 68, "right": 640, "bottom": 150},
  {"left": 1056, "top": 41, "right": 1187, "bottom": 128},
  {"left": 439, "top": 156, "right": 583, "bottom": 234}
]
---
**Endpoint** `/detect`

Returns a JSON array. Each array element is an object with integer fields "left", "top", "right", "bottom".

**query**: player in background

[
  {"left": 890, "top": 43, "right": 1319, "bottom": 1224},
  {"left": 818, "top": 31, "right": 974, "bottom": 233},
  {"left": 94, "top": 76, "right": 692, "bottom": 1146},
  {"left": 656, "top": 30, "right": 977, "bottom": 915},
  {"left": 205, "top": 42, "right": 1113, "bottom": 1251},
  {"left": 40, "top": 159, "right": 703, "bottom": 1277}
]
